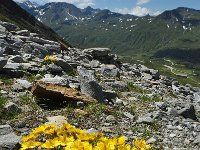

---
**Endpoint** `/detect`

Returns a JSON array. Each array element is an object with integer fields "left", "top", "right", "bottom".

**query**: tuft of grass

[
  {"left": 127, "top": 82, "right": 151, "bottom": 94},
  {"left": 0, "top": 96, "right": 8, "bottom": 109},
  {"left": 138, "top": 95, "right": 162, "bottom": 102},
  {"left": 0, "top": 75, "right": 13, "bottom": 85},
  {"left": 84, "top": 103, "right": 108, "bottom": 118},
  {"left": 66, "top": 69, "right": 77, "bottom": 77},
  {"left": 19, "top": 93, "right": 38, "bottom": 110}
]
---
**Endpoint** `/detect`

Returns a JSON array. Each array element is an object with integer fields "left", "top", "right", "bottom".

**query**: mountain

[
  {"left": 0, "top": 0, "right": 70, "bottom": 46},
  {"left": 17, "top": 1, "right": 200, "bottom": 64}
]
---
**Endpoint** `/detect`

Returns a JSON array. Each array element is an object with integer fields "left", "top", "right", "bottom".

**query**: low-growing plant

[
  {"left": 138, "top": 95, "right": 161, "bottom": 102},
  {"left": 43, "top": 55, "right": 57, "bottom": 64},
  {"left": 66, "top": 69, "right": 77, "bottom": 77},
  {"left": 20, "top": 123, "right": 151, "bottom": 150},
  {"left": 0, "top": 96, "right": 8, "bottom": 109},
  {"left": 128, "top": 82, "right": 151, "bottom": 94},
  {"left": 19, "top": 93, "right": 38, "bottom": 110},
  {"left": 0, "top": 75, "right": 13, "bottom": 85}
]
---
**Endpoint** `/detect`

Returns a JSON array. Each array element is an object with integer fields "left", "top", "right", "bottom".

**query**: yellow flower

[
  {"left": 133, "top": 139, "right": 151, "bottom": 150},
  {"left": 20, "top": 141, "right": 41, "bottom": 150},
  {"left": 21, "top": 133, "right": 36, "bottom": 142},
  {"left": 41, "top": 139, "right": 58, "bottom": 149},
  {"left": 44, "top": 55, "right": 50, "bottom": 61},
  {"left": 58, "top": 135, "right": 75, "bottom": 146},
  {"left": 117, "top": 136, "right": 125, "bottom": 145},
  {"left": 52, "top": 55, "right": 57, "bottom": 61}
]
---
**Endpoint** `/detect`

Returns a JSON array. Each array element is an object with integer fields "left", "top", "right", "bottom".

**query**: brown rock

[{"left": 31, "top": 81, "right": 97, "bottom": 103}]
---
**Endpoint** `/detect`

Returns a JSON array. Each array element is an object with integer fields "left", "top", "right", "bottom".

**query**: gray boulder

[
  {"left": 0, "top": 21, "right": 19, "bottom": 31},
  {"left": 45, "top": 64, "right": 63, "bottom": 75},
  {"left": 16, "top": 79, "right": 32, "bottom": 90},
  {"left": 8, "top": 55, "right": 24, "bottom": 63},
  {"left": 141, "top": 72, "right": 153, "bottom": 80},
  {"left": 0, "top": 125, "right": 21, "bottom": 149},
  {"left": 83, "top": 48, "right": 111, "bottom": 58},
  {"left": 0, "top": 57, "right": 7, "bottom": 70},
  {"left": 178, "top": 104, "right": 197, "bottom": 120},
  {"left": 41, "top": 76, "right": 69, "bottom": 86},
  {"left": 55, "top": 58, "right": 73, "bottom": 71},
  {"left": 4, "top": 102, "right": 21, "bottom": 114},
  {"left": 103, "top": 90, "right": 118, "bottom": 100},
  {"left": 101, "top": 64, "right": 120, "bottom": 78},
  {"left": 2, "top": 62, "right": 24, "bottom": 77},
  {"left": 0, "top": 25, "right": 7, "bottom": 35},
  {"left": 21, "top": 43, "right": 33, "bottom": 53},
  {"left": 16, "top": 30, "right": 30, "bottom": 36},
  {"left": 137, "top": 113, "right": 154, "bottom": 125},
  {"left": 30, "top": 37, "right": 58, "bottom": 45},
  {"left": 77, "top": 66, "right": 96, "bottom": 81},
  {"left": 90, "top": 60, "right": 100, "bottom": 68},
  {"left": 81, "top": 80, "right": 104, "bottom": 102},
  {"left": 105, "top": 81, "right": 128, "bottom": 91},
  {"left": 44, "top": 44, "right": 59, "bottom": 51},
  {"left": 3, "top": 46, "right": 14, "bottom": 55}
]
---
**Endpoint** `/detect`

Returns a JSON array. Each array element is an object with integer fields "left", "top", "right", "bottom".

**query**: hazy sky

[{"left": 14, "top": 0, "right": 200, "bottom": 16}]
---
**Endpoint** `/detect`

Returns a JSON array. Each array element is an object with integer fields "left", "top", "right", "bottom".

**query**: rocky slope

[
  {"left": 0, "top": 17, "right": 200, "bottom": 150},
  {"left": 0, "top": 0, "right": 70, "bottom": 47}
]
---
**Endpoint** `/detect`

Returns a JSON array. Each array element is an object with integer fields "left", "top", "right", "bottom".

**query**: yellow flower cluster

[
  {"left": 44, "top": 55, "right": 57, "bottom": 64},
  {"left": 20, "top": 123, "right": 151, "bottom": 150}
]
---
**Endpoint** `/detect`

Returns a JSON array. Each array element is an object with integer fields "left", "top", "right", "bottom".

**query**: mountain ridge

[{"left": 17, "top": 1, "right": 200, "bottom": 64}]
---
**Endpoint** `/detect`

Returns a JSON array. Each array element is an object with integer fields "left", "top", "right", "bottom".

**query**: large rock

[
  {"left": 45, "top": 64, "right": 63, "bottom": 75},
  {"left": 101, "top": 64, "right": 120, "bottom": 78},
  {"left": 81, "top": 80, "right": 104, "bottom": 102},
  {"left": 55, "top": 58, "right": 73, "bottom": 71},
  {"left": 41, "top": 75, "right": 69, "bottom": 86},
  {"left": 0, "top": 125, "right": 21, "bottom": 149},
  {"left": 0, "top": 57, "right": 7, "bottom": 70},
  {"left": 83, "top": 48, "right": 111, "bottom": 58},
  {"left": 105, "top": 81, "right": 128, "bottom": 91},
  {"left": 138, "top": 64, "right": 160, "bottom": 80},
  {"left": 46, "top": 116, "right": 68, "bottom": 127},
  {"left": 1, "top": 62, "right": 24, "bottom": 77},
  {"left": 31, "top": 81, "right": 97, "bottom": 103},
  {"left": 16, "top": 79, "right": 32, "bottom": 90},
  {"left": 16, "top": 30, "right": 30, "bottom": 36},
  {"left": 77, "top": 66, "right": 96, "bottom": 81},
  {"left": 44, "top": 44, "right": 59, "bottom": 51},
  {"left": 30, "top": 37, "right": 58, "bottom": 45},
  {"left": 4, "top": 102, "right": 21, "bottom": 114},
  {"left": 0, "top": 24, "right": 7, "bottom": 36},
  {"left": 77, "top": 66, "right": 105, "bottom": 102},
  {"left": 178, "top": 104, "right": 197, "bottom": 120},
  {"left": 8, "top": 55, "right": 24, "bottom": 63},
  {"left": 0, "top": 21, "right": 19, "bottom": 31}
]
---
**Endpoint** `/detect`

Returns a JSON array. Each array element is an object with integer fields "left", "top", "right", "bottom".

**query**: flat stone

[
  {"left": 16, "top": 79, "right": 32, "bottom": 90},
  {"left": 46, "top": 116, "right": 67, "bottom": 127},
  {"left": 124, "top": 112, "right": 134, "bottom": 119},
  {"left": 31, "top": 81, "right": 97, "bottom": 103}
]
